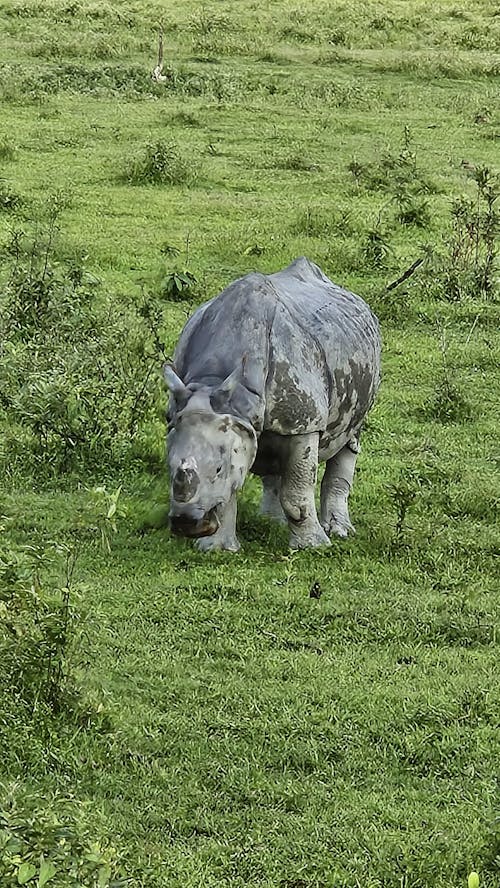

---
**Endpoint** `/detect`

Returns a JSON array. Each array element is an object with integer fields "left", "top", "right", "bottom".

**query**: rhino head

[{"left": 164, "top": 365, "right": 257, "bottom": 540}]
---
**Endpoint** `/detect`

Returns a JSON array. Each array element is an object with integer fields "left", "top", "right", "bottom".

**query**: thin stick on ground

[
  {"left": 152, "top": 28, "right": 167, "bottom": 83},
  {"left": 386, "top": 257, "right": 424, "bottom": 292}
]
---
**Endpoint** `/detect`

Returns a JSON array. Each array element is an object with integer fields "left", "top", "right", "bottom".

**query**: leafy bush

[
  {"left": 159, "top": 268, "right": 198, "bottom": 301},
  {"left": 348, "top": 127, "right": 435, "bottom": 195},
  {"left": 0, "top": 179, "right": 21, "bottom": 211},
  {"left": 395, "top": 190, "right": 430, "bottom": 227},
  {"left": 0, "top": 541, "right": 80, "bottom": 715},
  {"left": 386, "top": 468, "right": 423, "bottom": 544},
  {"left": 124, "top": 139, "right": 197, "bottom": 186},
  {"left": 421, "top": 167, "right": 499, "bottom": 301},
  {"left": 0, "top": 207, "right": 163, "bottom": 477},
  {"left": 423, "top": 325, "right": 472, "bottom": 424},
  {"left": 428, "top": 377, "right": 472, "bottom": 423},
  {"left": 361, "top": 225, "right": 392, "bottom": 267},
  {"left": 0, "top": 788, "right": 125, "bottom": 888},
  {"left": 444, "top": 168, "right": 498, "bottom": 300},
  {"left": 0, "top": 138, "right": 16, "bottom": 161}
]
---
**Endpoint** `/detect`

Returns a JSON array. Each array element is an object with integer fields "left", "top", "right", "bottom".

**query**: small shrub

[
  {"left": 349, "top": 127, "right": 433, "bottom": 195},
  {"left": 159, "top": 268, "right": 198, "bottom": 301},
  {"left": 423, "top": 325, "right": 472, "bottom": 423},
  {"left": 0, "top": 138, "right": 16, "bottom": 161},
  {"left": 0, "top": 207, "right": 161, "bottom": 475},
  {"left": 425, "top": 167, "right": 499, "bottom": 301},
  {"left": 0, "top": 541, "right": 80, "bottom": 715},
  {"left": 0, "top": 789, "right": 123, "bottom": 888},
  {"left": 395, "top": 191, "right": 431, "bottom": 227},
  {"left": 124, "top": 140, "right": 197, "bottom": 186},
  {"left": 428, "top": 377, "right": 472, "bottom": 423},
  {"left": 90, "top": 485, "right": 126, "bottom": 553},
  {"left": 291, "top": 207, "right": 329, "bottom": 237},
  {"left": 0, "top": 179, "right": 21, "bottom": 211},
  {"left": 361, "top": 225, "right": 392, "bottom": 267},
  {"left": 386, "top": 468, "right": 423, "bottom": 543}
]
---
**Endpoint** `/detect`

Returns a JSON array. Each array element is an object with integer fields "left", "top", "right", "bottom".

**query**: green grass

[{"left": 0, "top": 0, "right": 499, "bottom": 886}]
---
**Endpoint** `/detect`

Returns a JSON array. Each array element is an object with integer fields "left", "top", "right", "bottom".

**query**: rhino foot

[
  {"left": 322, "top": 515, "right": 356, "bottom": 538},
  {"left": 289, "top": 524, "right": 331, "bottom": 550},
  {"left": 260, "top": 475, "right": 287, "bottom": 523},
  {"left": 195, "top": 535, "right": 240, "bottom": 553}
]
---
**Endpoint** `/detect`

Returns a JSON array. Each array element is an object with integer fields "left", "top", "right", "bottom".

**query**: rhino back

[
  {"left": 174, "top": 258, "right": 380, "bottom": 441},
  {"left": 264, "top": 258, "right": 381, "bottom": 436}
]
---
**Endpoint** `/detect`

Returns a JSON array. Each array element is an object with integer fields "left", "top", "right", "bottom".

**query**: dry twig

[{"left": 152, "top": 29, "right": 167, "bottom": 83}]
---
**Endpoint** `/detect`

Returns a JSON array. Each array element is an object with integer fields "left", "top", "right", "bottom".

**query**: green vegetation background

[{"left": 0, "top": 1, "right": 499, "bottom": 886}]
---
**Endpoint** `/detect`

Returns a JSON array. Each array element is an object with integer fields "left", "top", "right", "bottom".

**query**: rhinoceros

[{"left": 164, "top": 257, "right": 381, "bottom": 551}]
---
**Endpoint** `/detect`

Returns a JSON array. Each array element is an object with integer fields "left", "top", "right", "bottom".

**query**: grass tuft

[{"left": 124, "top": 140, "right": 198, "bottom": 186}]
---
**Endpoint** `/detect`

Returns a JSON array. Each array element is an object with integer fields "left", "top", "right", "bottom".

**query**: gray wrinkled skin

[{"left": 165, "top": 257, "right": 381, "bottom": 551}]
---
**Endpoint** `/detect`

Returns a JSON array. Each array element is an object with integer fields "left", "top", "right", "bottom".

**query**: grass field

[{"left": 0, "top": 1, "right": 499, "bottom": 886}]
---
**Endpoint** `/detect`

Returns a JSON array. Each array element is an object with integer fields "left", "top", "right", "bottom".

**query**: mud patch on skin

[
  {"left": 333, "top": 367, "right": 355, "bottom": 422},
  {"left": 347, "top": 358, "right": 376, "bottom": 426},
  {"left": 268, "top": 361, "right": 320, "bottom": 432}
]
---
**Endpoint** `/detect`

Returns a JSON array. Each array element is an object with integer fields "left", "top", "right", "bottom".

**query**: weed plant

[
  {"left": 424, "top": 325, "right": 473, "bottom": 423},
  {"left": 0, "top": 179, "right": 21, "bottom": 211},
  {"left": 443, "top": 167, "right": 498, "bottom": 300},
  {"left": 124, "top": 139, "right": 197, "bottom": 187},
  {"left": 0, "top": 541, "right": 80, "bottom": 716},
  {"left": 0, "top": 206, "right": 162, "bottom": 476},
  {"left": 0, "top": 789, "right": 123, "bottom": 888},
  {"left": 0, "top": 138, "right": 16, "bottom": 161},
  {"left": 159, "top": 268, "right": 198, "bottom": 301}
]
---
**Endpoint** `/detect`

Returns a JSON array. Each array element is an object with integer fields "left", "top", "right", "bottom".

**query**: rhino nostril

[{"left": 173, "top": 466, "right": 200, "bottom": 502}]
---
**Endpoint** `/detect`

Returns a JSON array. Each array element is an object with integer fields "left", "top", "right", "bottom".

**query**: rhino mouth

[{"left": 170, "top": 505, "right": 220, "bottom": 539}]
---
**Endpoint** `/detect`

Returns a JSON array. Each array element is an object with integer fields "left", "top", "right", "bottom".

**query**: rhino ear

[
  {"left": 232, "top": 416, "right": 258, "bottom": 467},
  {"left": 217, "top": 367, "right": 240, "bottom": 397},
  {"left": 163, "top": 363, "right": 188, "bottom": 398}
]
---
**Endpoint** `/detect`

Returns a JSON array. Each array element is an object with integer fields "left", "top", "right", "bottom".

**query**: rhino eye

[{"left": 216, "top": 464, "right": 223, "bottom": 475}]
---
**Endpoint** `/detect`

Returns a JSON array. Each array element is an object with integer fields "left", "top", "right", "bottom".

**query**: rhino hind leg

[
  {"left": 195, "top": 493, "right": 240, "bottom": 552},
  {"left": 280, "top": 433, "right": 331, "bottom": 550},
  {"left": 320, "top": 439, "right": 359, "bottom": 538},
  {"left": 260, "top": 475, "right": 286, "bottom": 523}
]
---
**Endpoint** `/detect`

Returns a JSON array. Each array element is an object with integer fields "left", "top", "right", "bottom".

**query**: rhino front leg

[
  {"left": 195, "top": 493, "right": 240, "bottom": 552},
  {"left": 260, "top": 475, "right": 286, "bottom": 523},
  {"left": 280, "top": 433, "right": 330, "bottom": 549},
  {"left": 320, "top": 439, "right": 359, "bottom": 538}
]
